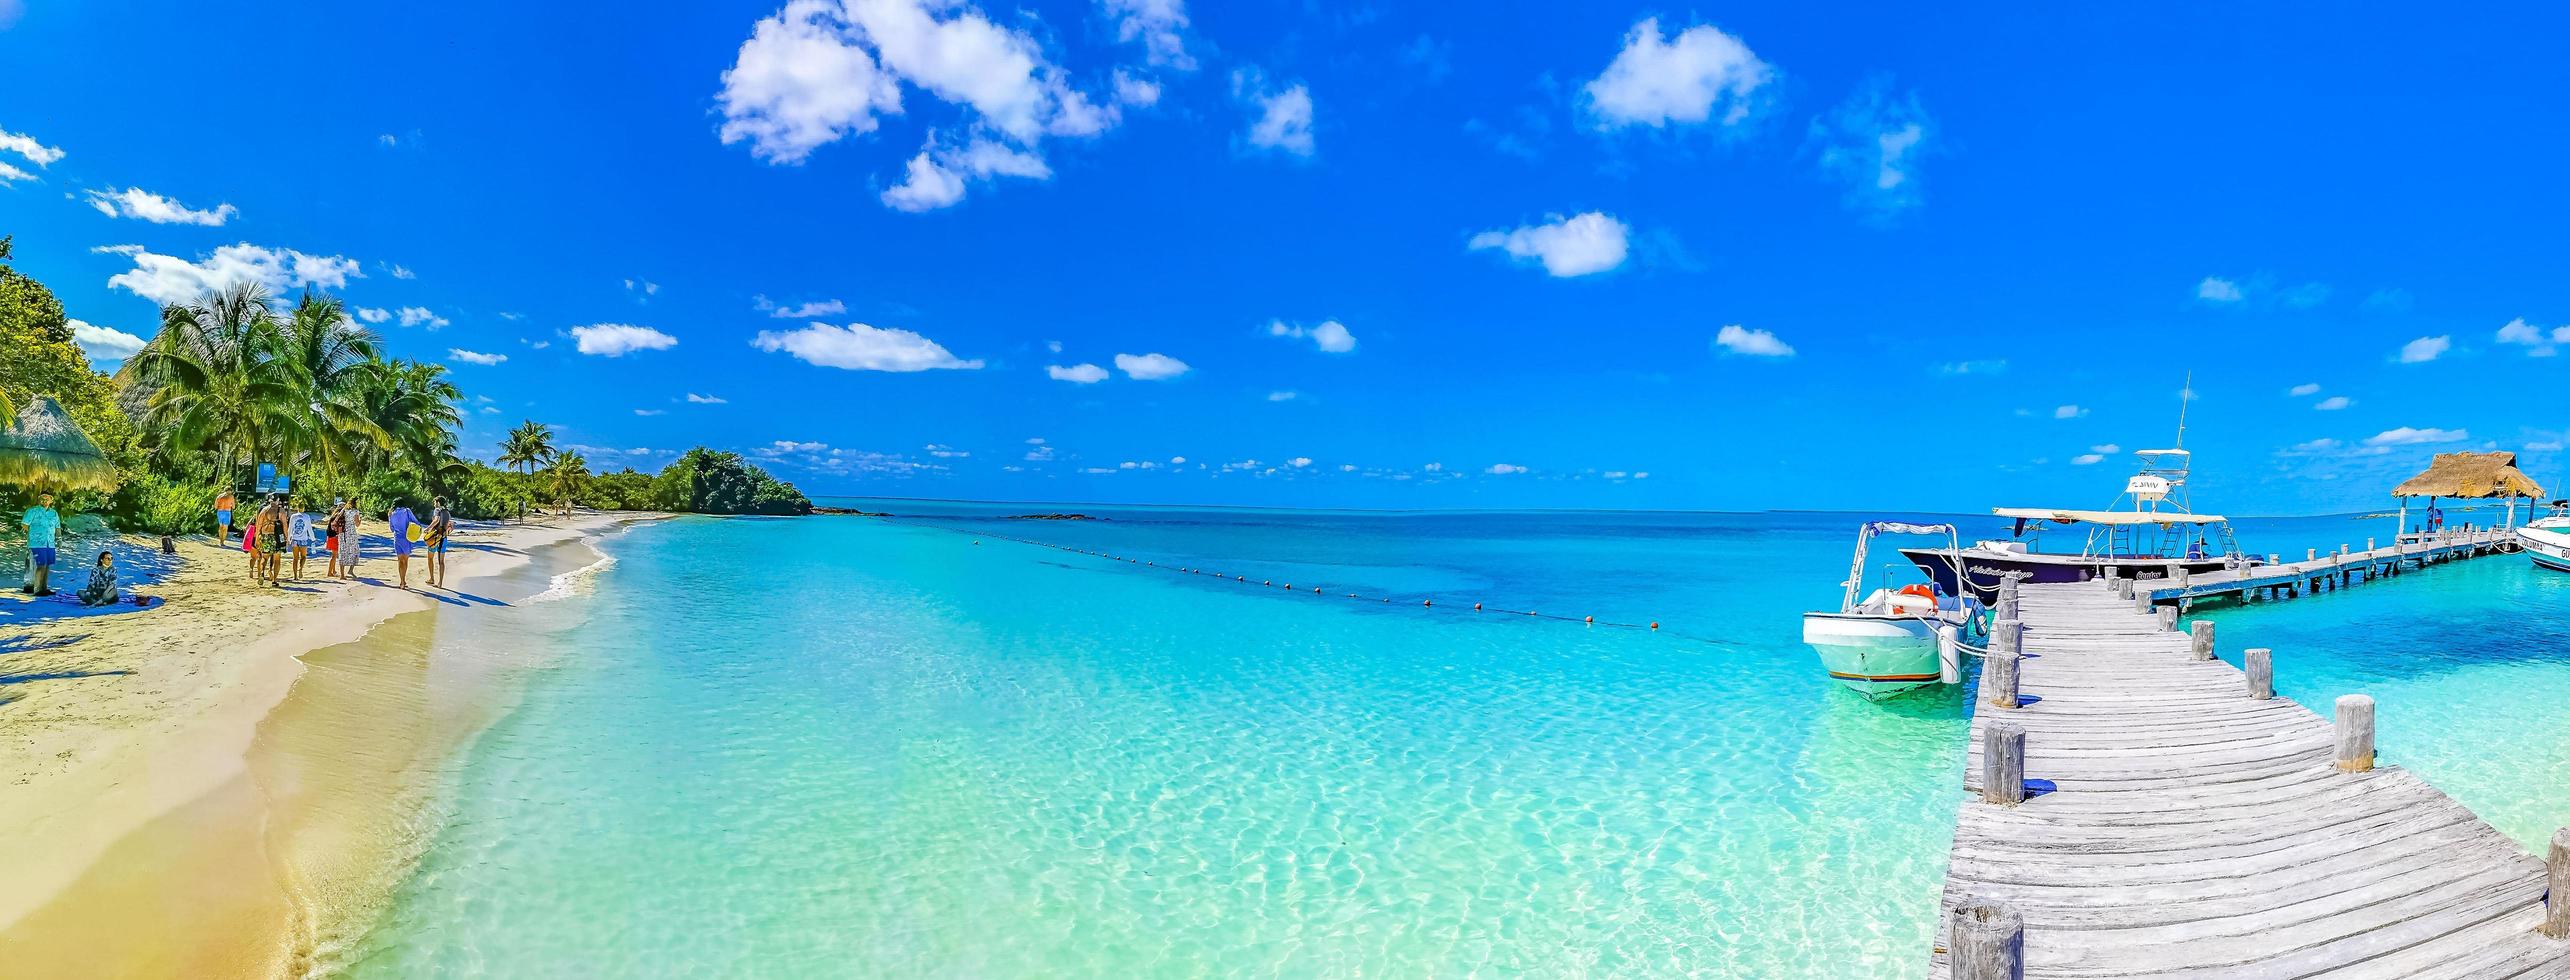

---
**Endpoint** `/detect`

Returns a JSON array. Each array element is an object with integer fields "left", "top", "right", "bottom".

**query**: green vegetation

[{"left": 0, "top": 236, "right": 811, "bottom": 527}]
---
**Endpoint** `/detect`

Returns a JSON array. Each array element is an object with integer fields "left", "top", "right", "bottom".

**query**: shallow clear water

[{"left": 330, "top": 506, "right": 2570, "bottom": 977}]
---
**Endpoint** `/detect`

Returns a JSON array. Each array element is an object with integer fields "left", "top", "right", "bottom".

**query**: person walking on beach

[
  {"left": 21, "top": 491, "right": 60, "bottom": 597},
  {"left": 338, "top": 499, "right": 364, "bottom": 580},
  {"left": 287, "top": 501, "right": 316, "bottom": 582},
  {"left": 388, "top": 498, "right": 418, "bottom": 590},
  {"left": 423, "top": 496, "right": 453, "bottom": 588},
  {"left": 255, "top": 495, "right": 288, "bottom": 587},
  {"left": 214, "top": 488, "right": 236, "bottom": 547},
  {"left": 324, "top": 497, "right": 347, "bottom": 578}
]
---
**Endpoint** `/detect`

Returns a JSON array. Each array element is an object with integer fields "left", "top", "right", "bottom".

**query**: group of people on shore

[{"left": 212, "top": 491, "right": 456, "bottom": 591}]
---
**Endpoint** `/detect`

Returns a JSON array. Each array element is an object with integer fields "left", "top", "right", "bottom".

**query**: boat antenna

[{"left": 2174, "top": 371, "right": 2191, "bottom": 451}]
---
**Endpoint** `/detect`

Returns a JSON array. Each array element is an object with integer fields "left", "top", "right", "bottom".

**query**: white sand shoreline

[{"left": 0, "top": 511, "right": 657, "bottom": 936}]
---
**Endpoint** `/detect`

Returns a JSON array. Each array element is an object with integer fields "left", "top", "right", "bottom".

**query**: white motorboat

[
  {"left": 1804, "top": 522, "right": 1983, "bottom": 699},
  {"left": 2517, "top": 501, "right": 2570, "bottom": 573}
]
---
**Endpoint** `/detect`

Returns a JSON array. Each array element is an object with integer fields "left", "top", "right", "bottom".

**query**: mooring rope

[{"left": 901, "top": 521, "right": 1744, "bottom": 648}]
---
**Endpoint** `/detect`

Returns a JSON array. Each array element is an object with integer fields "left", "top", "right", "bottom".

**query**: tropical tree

[
  {"left": 546, "top": 449, "right": 588, "bottom": 511},
  {"left": 347, "top": 358, "right": 467, "bottom": 494},
  {"left": 124, "top": 282, "right": 298, "bottom": 491},
  {"left": 273, "top": 292, "right": 388, "bottom": 484},
  {"left": 499, "top": 420, "right": 555, "bottom": 477}
]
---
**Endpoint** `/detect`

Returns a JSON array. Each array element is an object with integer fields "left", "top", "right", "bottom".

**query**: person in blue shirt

[
  {"left": 387, "top": 499, "right": 418, "bottom": 590},
  {"left": 22, "top": 491, "right": 61, "bottom": 596}
]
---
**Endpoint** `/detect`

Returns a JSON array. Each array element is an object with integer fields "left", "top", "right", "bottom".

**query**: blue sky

[{"left": 3, "top": 1, "right": 2565, "bottom": 514}]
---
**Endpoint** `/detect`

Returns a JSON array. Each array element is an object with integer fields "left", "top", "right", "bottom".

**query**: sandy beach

[{"left": 0, "top": 512, "right": 650, "bottom": 976}]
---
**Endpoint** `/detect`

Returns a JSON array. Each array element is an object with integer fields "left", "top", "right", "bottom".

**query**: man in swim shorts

[
  {"left": 22, "top": 491, "right": 60, "bottom": 596},
  {"left": 255, "top": 494, "right": 287, "bottom": 586},
  {"left": 214, "top": 489, "right": 236, "bottom": 546},
  {"left": 423, "top": 496, "right": 453, "bottom": 588}
]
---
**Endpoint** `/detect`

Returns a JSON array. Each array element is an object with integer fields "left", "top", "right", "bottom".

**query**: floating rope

[{"left": 911, "top": 521, "right": 1740, "bottom": 647}]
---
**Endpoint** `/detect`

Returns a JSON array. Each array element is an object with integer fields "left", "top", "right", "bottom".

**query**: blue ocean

[{"left": 327, "top": 502, "right": 2570, "bottom": 976}]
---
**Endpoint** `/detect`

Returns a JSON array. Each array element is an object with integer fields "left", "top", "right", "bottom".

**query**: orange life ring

[{"left": 1897, "top": 584, "right": 1938, "bottom": 601}]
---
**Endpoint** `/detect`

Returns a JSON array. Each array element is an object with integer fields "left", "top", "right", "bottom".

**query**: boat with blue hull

[{"left": 1901, "top": 446, "right": 2255, "bottom": 603}]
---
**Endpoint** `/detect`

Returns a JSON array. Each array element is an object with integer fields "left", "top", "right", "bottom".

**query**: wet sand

[{"left": 0, "top": 513, "right": 647, "bottom": 975}]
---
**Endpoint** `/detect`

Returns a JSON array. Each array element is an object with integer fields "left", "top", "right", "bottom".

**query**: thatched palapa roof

[
  {"left": 2391, "top": 451, "right": 2546, "bottom": 499},
  {"left": 0, "top": 395, "right": 118, "bottom": 492}
]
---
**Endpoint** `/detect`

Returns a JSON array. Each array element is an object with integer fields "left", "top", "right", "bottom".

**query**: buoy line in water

[{"left": 909, "top": 522, "right": 1740, "bottom": 648}]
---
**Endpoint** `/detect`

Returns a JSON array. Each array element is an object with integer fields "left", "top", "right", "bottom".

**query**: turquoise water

[{"left": 330, "top": 506, "right": 2570, "bottom": 976}]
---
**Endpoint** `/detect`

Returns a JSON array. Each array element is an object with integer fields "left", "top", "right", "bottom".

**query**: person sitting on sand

[
  {"left": 287, "top": 501, "right": 316, "bottom": 582},
  {"left": 78, "top": 551, "right": 118, "bottom": 607},
  {"left": 22, "top": 490, "right": 60, "bottom": 597},
  {"left": 388, "top": 498, "right": 418, "bottom": 589}
]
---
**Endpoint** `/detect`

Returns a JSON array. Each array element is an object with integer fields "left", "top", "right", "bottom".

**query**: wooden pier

[
  {"left": 1934, "top": 538, "right": 2570, "bottom": 978},
  {"left": 2135, "top": 527, "right": 2512, "bottom": 609}
]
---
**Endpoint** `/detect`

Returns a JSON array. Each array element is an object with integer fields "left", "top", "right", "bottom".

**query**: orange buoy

[
  {"left": 1313, "top": 586, "right": 1322, "bottom": 593},
  {"left": 1650, "top": 622, "right": 1660, "bottom": 630},
  {"left": 1584, "top": 616, "right": 1594, "bottom": 624},
  {"left": 1474, "top": 603, "right": 1482, "bottom": 611},
  {"left": 1423, "top": 599, "right": 1432, "bottom": 607}
]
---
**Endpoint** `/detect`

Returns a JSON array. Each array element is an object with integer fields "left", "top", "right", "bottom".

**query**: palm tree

[
  {"left": 124, "top": 282, "right": 298, "bottom": 491},
  {"left": 547, "top": 449, "right": 588, "bottom": 511},
  {"left": 274, "top": 293, "right": 388, "bottom": 488},
  {"left": 499, "top": 420, "right": 555, "bottom": 477}
]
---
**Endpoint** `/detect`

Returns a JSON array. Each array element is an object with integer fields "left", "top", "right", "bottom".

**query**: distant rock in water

[
  {"left": 811, "top": 506, "right": 892, "bottom": 517},
  {"left": 1006, "top": 513, "right": 1104, "bottom": 521}
]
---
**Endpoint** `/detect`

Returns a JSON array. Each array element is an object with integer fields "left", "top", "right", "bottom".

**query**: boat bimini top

[
  {"left": 1840, "top": 521, "right": 1962, "bottom": 614},
  {"left": 1991, "top": 508, "right": 2230, "bottom": 526}
]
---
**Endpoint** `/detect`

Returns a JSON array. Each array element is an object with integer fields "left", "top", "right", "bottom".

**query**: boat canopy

[
  {"left": 1865, "top": 521, "right": 1957, "bottom": 535},
  {"left": 1993, "top": 507, "right": 2228, "bottom": 526}
]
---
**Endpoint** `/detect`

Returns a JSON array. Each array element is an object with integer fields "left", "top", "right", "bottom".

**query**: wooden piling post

[
  {"left": 2190, "top": 620, "right": 2214, "bottom": 661},
  {"left": 2245, "top": 648, "right": 2273, "bottom": 699},
  {"left": 1951, "top": 901, "right": 2025, "bottom": 978},
  {"left": 2133, "top": 589, "right": 2151, "bottom": 616},
  {"left": 2156, "top": 606, "right": 2177, "bottom": 631},
  {"left": 2334, "top": 695, "right": 2375, "bottom": 772},
  {"left": 1983, "top": 722, "right": 2026, "bottom": 806},
  {"left": 2543, "top": 828, "right": 2570, "bottom": 939},
  {"left": 2116, "top": 577, "right": 2134, "bottom": 600},
  {"left": 1986, "top": 622, "right": 2022, "bottom": 710}
]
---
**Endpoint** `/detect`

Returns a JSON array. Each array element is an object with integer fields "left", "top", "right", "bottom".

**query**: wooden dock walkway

[
  {"left": 2137, "top": 528, "right": 2512, "bottom": 609},
  {"left": 1933, "top": 550, "right": 2570, "bottom": 978}
]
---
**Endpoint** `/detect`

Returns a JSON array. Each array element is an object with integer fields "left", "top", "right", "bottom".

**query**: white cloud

[
  {"left": 1811, "top": 79, "right": 1932, "bottom": 214},
  {"left": 716, "top": 0, "right": 1116, "bottom": 204},
  {"left": 1266, "top": 390, "right": 1299, "bottom": 402},
  {"left": 1113, "top": 351, "right": 1189, "bottom": 380},
  {"left": 0, "top": 127, "right": 63, "bottom": 167},
  {"left": 2397, "top": 335, "right": 2450, "bottom": 363},
  {"left": 925, "top": 443, "right": 969, "bottom": 458},
  {"left": 1423, "top": 462, "right": 1443, "bottom": 472},
  {"left": 2071, "top": 454, "right": 2106, "bottom": 466},
  {"left": 624, "top": 278, "right": 659, "bottom": 295},
  {"left": 2314, "top": 396, "right": 2353, "bottom": 411},
  {"left": 2090, "top": 444, "right": 2121, "bottom": 454},
  {"left": 1112, "top": 69, "right": 1161, "bottom": 107},
  {"left": 1047, "top": 362, "right": 1108, "bottom": 383},
  {"left": 1713, "top": 325, "right": 1794, "bottom": 357},
  {"left": 716, "top": 0, "right": 901, "bottom": 164},
  {"left": 387, "top": 263, "right": 417, "bottom": 280},
  {"left": 100, "top": 242, "right": 362, "bottom": 306},
  {"left": 765, "top": 298, "right": 846, "bottom": 318},
  {"left": 771, "top": 440, "right": 829, "bottom": 452},
  {"left": 1939, "top": 360, "right": 2006, "bottom": 375},
  {"left": 1582, "top": 18, "right": 1771, "bottom": 129},
  {"left": 571, "top": 323, "right": 679, "bottom": 357},
  {"left": 1171, "top": 456, "right": 1186, "bottom": 464},
  {"left": 1266, "top": 318, "right": 1356, "bottom": 353},
  {"left": 396, "top": 306, "right": 450, "bottom": 330},
  {"left": 879, "top": 137, "right": 1053, "bottom": 211},
  {"left": 356, "top": 307, "right": 391, "bottom": 324},
  {"left": 2054, "top": 404, "right": 2087, "bottom": 419},
  {"left": 0, "top": 162, "right": 31, "bottom": 185},
  {"left": 1288, "top": 457, "right": 1313, "bottom": 468},
  {"left": 753, "top": 321, "right": 981, "bottom": 371},
  {"left": 2287, "top": 438, "right": 2342, "bottom": 455},
  {"left": 1237, "top": 73, "right": 1315, "bottom": 156},
  {"left": 84, "top": 187, "right": 237, "bottom": 226},
  {"left": 2496, "top": 317, "right": 2570, "bottom": 357},
  {"left": 68, "top": 318, "right": 146, "bottom": 362},
  {"left": 1485, "top": 463, "right": 1528, "bottom": 475},
  {"left": 2197, "top": 277, "right": 2244, "bottom": 303},
  {"left": 2288, "top": 382, "right": 2322, "bottom": 396},
  {"left": 2365, "top": 426, "right": 2469, "bottom": 446},
  {"left": 1468, "top": 211, "right": 1629, "bottom": 277},
  {"left": 686, "top": 393, "right": 729, "bottom": 404},
  {"left": 634, "top": 408, "right": 667, "bottom": 416},
  {"left": 448, "top": 349, "right": 507, "bottom": 366},
  {"left": 1102, "top": 0, "right": 1191, "bottom": 69}
]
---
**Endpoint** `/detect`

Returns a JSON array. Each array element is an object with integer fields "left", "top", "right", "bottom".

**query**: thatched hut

[
  {"left": 2390, "top": 451, "right": 2546, "bottom": 533},
  {"left": 0, "top": 395, "right": 118, "bottom": 492}
]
